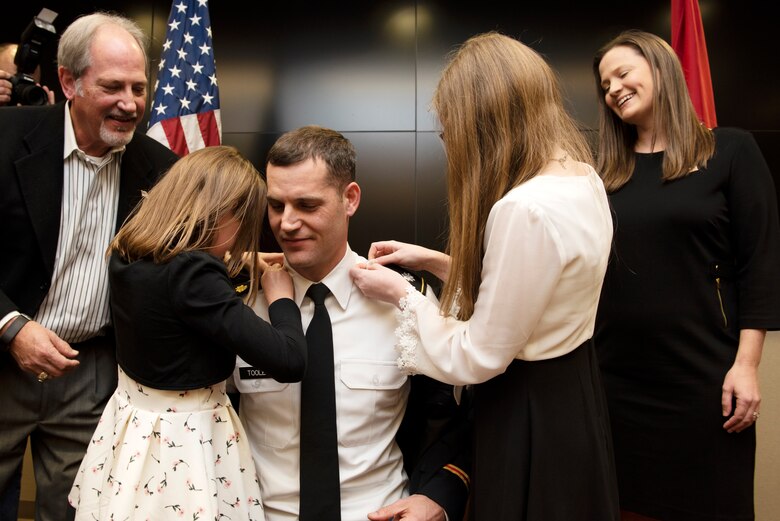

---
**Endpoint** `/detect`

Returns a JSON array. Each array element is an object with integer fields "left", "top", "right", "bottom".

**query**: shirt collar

[
  {"left": 287, "top": 245, "right": 357, "bottom": 312},
  {"left": 63, "top": 101, "right": 126, "bottom": 163}
]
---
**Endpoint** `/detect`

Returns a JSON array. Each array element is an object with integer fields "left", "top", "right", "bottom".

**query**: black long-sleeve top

[{"left": 110, "top": 251, "right": 306, "bottom": 390}]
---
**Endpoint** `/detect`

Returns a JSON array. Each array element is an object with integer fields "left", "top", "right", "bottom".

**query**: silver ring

[{"left": 37, "top": 371, "right": 49, "bottom": 383}]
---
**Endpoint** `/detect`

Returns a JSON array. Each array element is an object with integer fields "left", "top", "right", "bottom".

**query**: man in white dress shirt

[{"left": 235, "top": 126, "right": 470, "bottom": 521}]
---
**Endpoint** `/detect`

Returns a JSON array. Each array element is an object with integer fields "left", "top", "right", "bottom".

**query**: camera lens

[
  {"left": 10, "top": 75, "right": 47, "bottom": 106},
  {"left": 17, "top": 84, "right": 47, "bottom": 106}
]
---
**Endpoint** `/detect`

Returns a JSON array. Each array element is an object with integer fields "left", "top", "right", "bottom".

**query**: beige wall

[
  {"left": 19, "top": 440, "right": 33, "bottom": 520},
  {"left": 756, "top": 330, "right": 780, "bottom": 521}
]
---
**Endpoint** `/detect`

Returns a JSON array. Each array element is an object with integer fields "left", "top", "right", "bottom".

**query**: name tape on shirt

[{"left": 239, "top": 367, "right": 271, "bottom": 380}]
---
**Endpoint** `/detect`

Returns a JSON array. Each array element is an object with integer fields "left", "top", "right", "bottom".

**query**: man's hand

[
  {"left": 367, "top": 494, "right": 446, "bottom": 521},
  {"left": 7, "top": 320, "right": 80, "bottom": 377}
]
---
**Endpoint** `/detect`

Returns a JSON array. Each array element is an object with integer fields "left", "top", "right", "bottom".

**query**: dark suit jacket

[
  {"left": 0, "top": 102, "right": 178, "bottom": 335},
  {"left": 398, "top": 376, "right": 472, "bottom": 521}
]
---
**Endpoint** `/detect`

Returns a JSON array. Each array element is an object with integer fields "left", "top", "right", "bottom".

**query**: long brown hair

[
  {"left": 109, "top": 146, "right": 266, "bottom": 302},
  {"left": 433, "top": 31, "right": 592, "bottom": 319},
  {"left": 593, "top": 29, "right": 715, "bottom": 192}
]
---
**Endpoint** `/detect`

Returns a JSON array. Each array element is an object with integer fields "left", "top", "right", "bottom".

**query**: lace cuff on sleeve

[{"left": 395, "top": 285, "right": 427, "bottom": 374}]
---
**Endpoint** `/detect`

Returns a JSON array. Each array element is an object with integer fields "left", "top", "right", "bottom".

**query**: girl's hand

[{"left": 261, "top": 263, "right": 294, "bottom": 304}]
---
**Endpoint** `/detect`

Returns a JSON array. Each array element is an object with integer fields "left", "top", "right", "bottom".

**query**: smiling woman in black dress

[{"left": 593, "top": 30, "right": 780, "bottom": 521}]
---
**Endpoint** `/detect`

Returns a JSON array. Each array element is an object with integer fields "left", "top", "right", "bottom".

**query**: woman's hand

[
  {"left": 350, "top": 261, "right": 412, "bottom": 308},
  {"left": 261, "top": 263, "right": 294, "bottom": 304},
  {"left": 722, "top": 329, "right": 764, "bottom": 433},
  {"left": 721, "top": 363, "right": 761, "bottom": 433},
  {"left": 368, "top": 240, "right": 450, "bottom": 281}
]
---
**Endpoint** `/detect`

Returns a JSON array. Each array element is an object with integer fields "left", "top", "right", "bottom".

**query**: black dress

[{"left": 595, "top": 128, "right": 780, "bottom": 521}]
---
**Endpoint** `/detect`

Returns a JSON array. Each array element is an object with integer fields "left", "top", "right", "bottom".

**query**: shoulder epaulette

[{"left": 385, "top": 263, "right": 427, "bottom": 295}]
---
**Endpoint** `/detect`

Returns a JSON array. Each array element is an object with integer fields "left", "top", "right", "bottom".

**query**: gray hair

[{"left": 57, "top": 12, "right": 149, "bottom": 80}]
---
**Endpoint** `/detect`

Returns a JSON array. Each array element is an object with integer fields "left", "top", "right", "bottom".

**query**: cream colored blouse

[{"left": 397, "top": 165, "right": 613, "bottom": 385}]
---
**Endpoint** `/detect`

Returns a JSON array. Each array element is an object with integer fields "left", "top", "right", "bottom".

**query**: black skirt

[{"left": 470, "top": 339, "right": 619, "bottom": 521}]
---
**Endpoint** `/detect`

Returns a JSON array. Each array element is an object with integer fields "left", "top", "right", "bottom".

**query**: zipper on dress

[{"left": 715, "top": 264, "right": 728, "bottom": 328}]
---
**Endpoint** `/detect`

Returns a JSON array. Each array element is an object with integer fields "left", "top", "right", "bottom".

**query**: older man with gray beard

[{"left": 0, "top": 12, "right": 177, "bottom": 520}]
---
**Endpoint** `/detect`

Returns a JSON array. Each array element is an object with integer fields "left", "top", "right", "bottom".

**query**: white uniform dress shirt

[
  {"left": 236, "top": 247, "right": 435, "bottom": 521},
  {"left": 397, "top": 165, "right": 613, "bottom": 385}
]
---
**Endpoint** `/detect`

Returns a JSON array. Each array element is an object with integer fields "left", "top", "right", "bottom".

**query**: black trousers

[{"left": 0, "top": 336, "right": 116, "bottom": 521}]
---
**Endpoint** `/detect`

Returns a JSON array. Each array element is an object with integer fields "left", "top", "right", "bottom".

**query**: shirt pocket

[
  {"left": 234, "top": 375, "right": 297, "bottom": 449},
  {"left": 337, "top": 359, "right": 408, "bottom": 447}
]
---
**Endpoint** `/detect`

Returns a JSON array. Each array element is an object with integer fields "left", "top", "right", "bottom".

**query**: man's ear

[
  {"left": 344, "top": 181, "right": 361, "bottom": 217},
  {"left": 58, "top": 66, "right": 77, "bottom": 100}
]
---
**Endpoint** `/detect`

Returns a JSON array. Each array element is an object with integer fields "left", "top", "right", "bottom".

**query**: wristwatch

[{"left": 1, "top": 313, "right": 32, "bottom": 348}]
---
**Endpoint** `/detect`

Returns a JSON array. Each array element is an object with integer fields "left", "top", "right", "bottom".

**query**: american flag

[{"left": 147, "top": 0, "right": 221, "bottom": 156}]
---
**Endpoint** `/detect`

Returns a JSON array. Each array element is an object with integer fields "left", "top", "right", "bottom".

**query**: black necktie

[{"left": 300, "top": 283, "right": 341, "bottom": 520}]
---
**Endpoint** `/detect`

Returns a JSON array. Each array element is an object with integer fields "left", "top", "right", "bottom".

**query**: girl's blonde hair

[
  {"left": 593, "top": 29, "right": 715, "bottom": 192},
  {"left": 109, "top": 145, "right": 266, "bottom": 302},
  {"left": 433, "top": 31, "right": 592, "bottom": 319}
]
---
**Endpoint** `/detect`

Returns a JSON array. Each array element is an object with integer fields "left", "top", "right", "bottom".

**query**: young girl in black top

[{"left": 69, "top": 145, "right": 306, "bottom": 520}]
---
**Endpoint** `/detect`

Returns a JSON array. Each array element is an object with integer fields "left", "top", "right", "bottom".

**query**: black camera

[{"left": 10, "top": 8, "right": 58, "bottom": 106}]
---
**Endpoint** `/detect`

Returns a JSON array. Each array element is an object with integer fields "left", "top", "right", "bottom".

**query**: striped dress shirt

[{"left": 34, "top": 104, "right": 124, "bottom": 343}]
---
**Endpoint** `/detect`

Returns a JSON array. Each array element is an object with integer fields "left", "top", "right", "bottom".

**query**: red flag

[
  {"left": 671, "top": 0, "right": 717, "bottom": 128},
  {"left": 147, "top": 0, "right": 221, "bottom": 156}
]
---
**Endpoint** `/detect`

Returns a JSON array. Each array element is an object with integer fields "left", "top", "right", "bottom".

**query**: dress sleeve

[
  {"left": 170, "top": 253, "right": 307, "bottom": 382},
  {"left": 397, "top": 197, "right": 566, "bottom": 385},
  {"left": 726, "top": 131, "right": 780, "bottom": 328}
]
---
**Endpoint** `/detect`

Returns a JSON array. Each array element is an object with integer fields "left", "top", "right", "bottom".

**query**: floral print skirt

[{"left": 68, "top": 367, "right": 265, "bottom": 520}]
